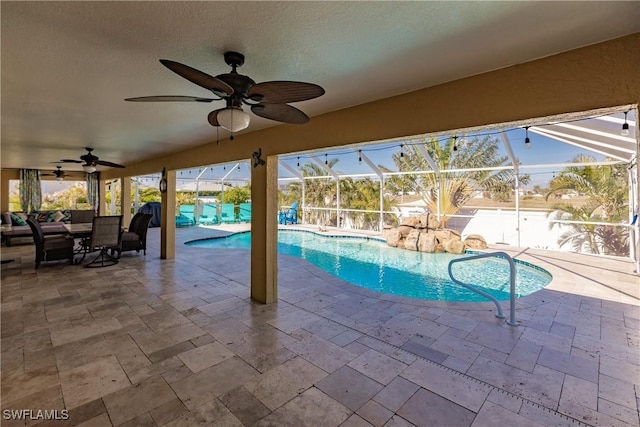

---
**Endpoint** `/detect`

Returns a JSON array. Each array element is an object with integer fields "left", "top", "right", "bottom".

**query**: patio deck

[{"left": 1, "top": 225, "right": 638, "bottom": 426}]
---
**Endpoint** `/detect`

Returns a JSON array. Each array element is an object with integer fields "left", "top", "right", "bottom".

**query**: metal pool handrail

[{"left": 448, "top": 251, "right": 519, "bottom": 326}]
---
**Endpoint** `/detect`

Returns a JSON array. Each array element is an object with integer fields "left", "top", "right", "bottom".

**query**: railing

[{"left": 448, "top": 251, "right": 519, "bottom": 326}]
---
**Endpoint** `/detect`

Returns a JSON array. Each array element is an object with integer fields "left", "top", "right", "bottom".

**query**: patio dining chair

[
  {"left": 86, "top": 215, "right": 122, "bottom": 268},
  {"left": 113, "top": 213, "right": 152, "bottom": 258},
  {"left": 26, "top": 217, "right": 74, "bottom": 269}
]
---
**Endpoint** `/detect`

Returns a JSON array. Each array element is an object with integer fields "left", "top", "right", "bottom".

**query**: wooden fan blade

[
  {"left": 248, "top": 81, "right": 325, "bottom": 104},
  {"left": 60, "top": 159, "right": 83, "bottom": 163},
  {"left": 125, "top": 96, "right": 216, "bottom": 103},
  {"left": 251, "top": 104, "right": 309, "bottom": 124},
  {"left": 95, "top": 160, "right": 125, "bottom": 168},
  {"left": 207, "top": 109, "right": 225, "bottom": 127},
  {"left": 160, "top": 60, "right": 234, "bottom": 96}
]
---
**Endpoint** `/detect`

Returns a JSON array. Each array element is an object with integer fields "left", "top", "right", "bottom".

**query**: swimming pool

[{"left": 186, "top": 230, "right": 552, "bottom": 302}]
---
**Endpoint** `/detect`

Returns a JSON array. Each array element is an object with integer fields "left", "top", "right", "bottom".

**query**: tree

[
  {"left": 545, "top": 155, "right": 629, "bottom": 256},
  {"left": 176, "top": 192, "right": 195, "bottom": 208},
  {"left": 41, "top": 183, "right": 88, "bottom": 210},
  {"left": 280, "top": 159, "right": 394, "bottom": 230},
  {"left": 139, "top": 187, "right": 161, "bottom": 204},
  {"left": 222, "top": 185, "right": 250, "bottom": 205},
  {"left": 545, "top": 155, "right": 627, "bottom": 220},
  {"left": 341, "top": 177, "right": 393, "bottom": 229},
  {"left": 285, "top": 160, "right": 339, "bottom": 226},
  {"left": 381, "top": 136, "right": 530, "bottom": 223},
  {"left": 221, "top": 185, "right": 251, "bottom": 219}
]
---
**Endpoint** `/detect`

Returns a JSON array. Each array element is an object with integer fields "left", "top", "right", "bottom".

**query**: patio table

[
  {"left": 0, "top": 225, "right": 14, "bottom": 264},
  {"left": 64, "top": 223, "right": 93, "bottom": 263}
]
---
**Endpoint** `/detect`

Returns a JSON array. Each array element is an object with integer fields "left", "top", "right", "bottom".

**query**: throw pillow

[
  {"left": 35, "top": 211, "right": 50, "bottom": 222},
  {"left": 61, "top": 209, "right": 71, "bottom": 222},
  {"left": 16, "top": 212, "right": 28, "bottom": 222},
  {"left": 46, "top": 211, "right": 57, "bottom": 222},
  {"left": 9, "top": 212, "right": 26, "bottom": 226},
  {"left": 53, "top": 210, "right": 66, "bottom": 222}
]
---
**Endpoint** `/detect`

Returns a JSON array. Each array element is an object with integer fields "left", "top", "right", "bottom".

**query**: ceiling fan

[
  {"left": 42, "top": 166, "right": 68, "bottom": 181},
  {"left": 125, "top": 51, "right": 325, "bottom": 133},
  {"left": 59, "top": 147, "right": 125, "bottom": 173}
]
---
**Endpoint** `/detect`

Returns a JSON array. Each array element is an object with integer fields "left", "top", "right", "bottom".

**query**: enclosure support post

[
  {"left": 515, "top": 173, "right": 521, "bottom": 248},
  {"left": 380, "top": 176, "right": 384, "bottom": 232}
]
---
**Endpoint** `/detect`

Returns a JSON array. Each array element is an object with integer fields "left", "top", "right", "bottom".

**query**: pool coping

[
  {"left": 185, "top": 223, "right": 638, "bottom": 307},
  {"left": 184, "top": 227, "right": 561, "bottom": 313}
]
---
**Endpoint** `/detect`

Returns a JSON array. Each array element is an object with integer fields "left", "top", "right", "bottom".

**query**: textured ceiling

[{"left": 2, "top": 1, "right": 639, "bottom": 172}]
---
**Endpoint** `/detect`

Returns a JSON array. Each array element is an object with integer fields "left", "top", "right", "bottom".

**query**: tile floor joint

[{"left": 305, "top": 305, "right": 597, "bottom": 427}]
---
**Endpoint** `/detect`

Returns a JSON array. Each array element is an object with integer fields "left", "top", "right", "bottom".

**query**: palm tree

[
  {"left": 283, "top": 159, "right": 393, "bottom": 229},
  {"left": 382, "top": 136, "right": 529, "bottom": 223},
  {"left": 340, "top": 177, "right": 392, "bottom": 230},
  {"left": 285, "top": 160, "right": 339, "bottom": 225},
  {"left": 545, "top": 155, "right": 629, "bottom": 256}
]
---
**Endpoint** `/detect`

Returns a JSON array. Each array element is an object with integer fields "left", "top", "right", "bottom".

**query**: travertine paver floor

[{"left": 1, "top": 224, "right": 638, "bottom": 426}]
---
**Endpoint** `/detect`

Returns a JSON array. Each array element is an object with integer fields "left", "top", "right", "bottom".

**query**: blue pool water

[{"left": 186, "top": 230, "right": 552, "bottom": 302}]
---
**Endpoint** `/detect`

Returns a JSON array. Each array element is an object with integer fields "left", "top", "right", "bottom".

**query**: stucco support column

[
  {"left": 160, "top": 169, "right": 176, "bottom": 259},
  {"left": 0, "top": 177, "right": 8, "bottom": 213},
  {"left": 250, "top": 154, "right": 278, "bottom": 303},
  {"left": 0, "top": 170, "right": 18, "bottom": 212},
  {"left": 120, "top": 176, "right": 132, "bottom": 227}
]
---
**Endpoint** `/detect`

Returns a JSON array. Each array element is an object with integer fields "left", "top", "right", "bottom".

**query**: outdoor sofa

[{"left": 1, "top": 209, "right": 95, "bottom": 246}]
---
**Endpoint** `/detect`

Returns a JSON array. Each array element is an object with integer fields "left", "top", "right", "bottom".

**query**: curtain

[
  {"left": 87, "top": 172, "right": 99, "bottom": 212},
  {"left": 19, "top": 169, "right": 42, "bottom": 213}
]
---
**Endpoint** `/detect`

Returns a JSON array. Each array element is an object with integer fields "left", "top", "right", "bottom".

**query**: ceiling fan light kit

[
  {"left": 126, "top": 51, "right": 324, "bottom": 134},
  {"left": 217, "top": 107, "right": 251, "bottom": 132}
]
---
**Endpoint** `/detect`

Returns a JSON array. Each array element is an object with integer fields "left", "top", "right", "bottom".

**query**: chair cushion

[
  {"left": 40, "top": 223, "right": 68, "bottom": 234},
  {"left": 121, "top": 231, "right": 140, "bottom": 242},
  {"left": 2, "top": 212, "right": 12, "bottom": 225},
  {"left": 43, "top": 235, "right": 74, "bottom": 250},
  {"left": 2, "top": 225, "right": 30, "bottom": 236}
]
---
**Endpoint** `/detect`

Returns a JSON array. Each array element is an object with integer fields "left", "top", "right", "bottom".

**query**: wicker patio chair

[
  {"left": 86, "top": 215, "right": 122, "bottom": 268},
  {"left": 114, "top": 213, "right": 153, "bottom": 258},
  {"left": 26, "top": 217, "right": 74, "bottom": 269}
]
